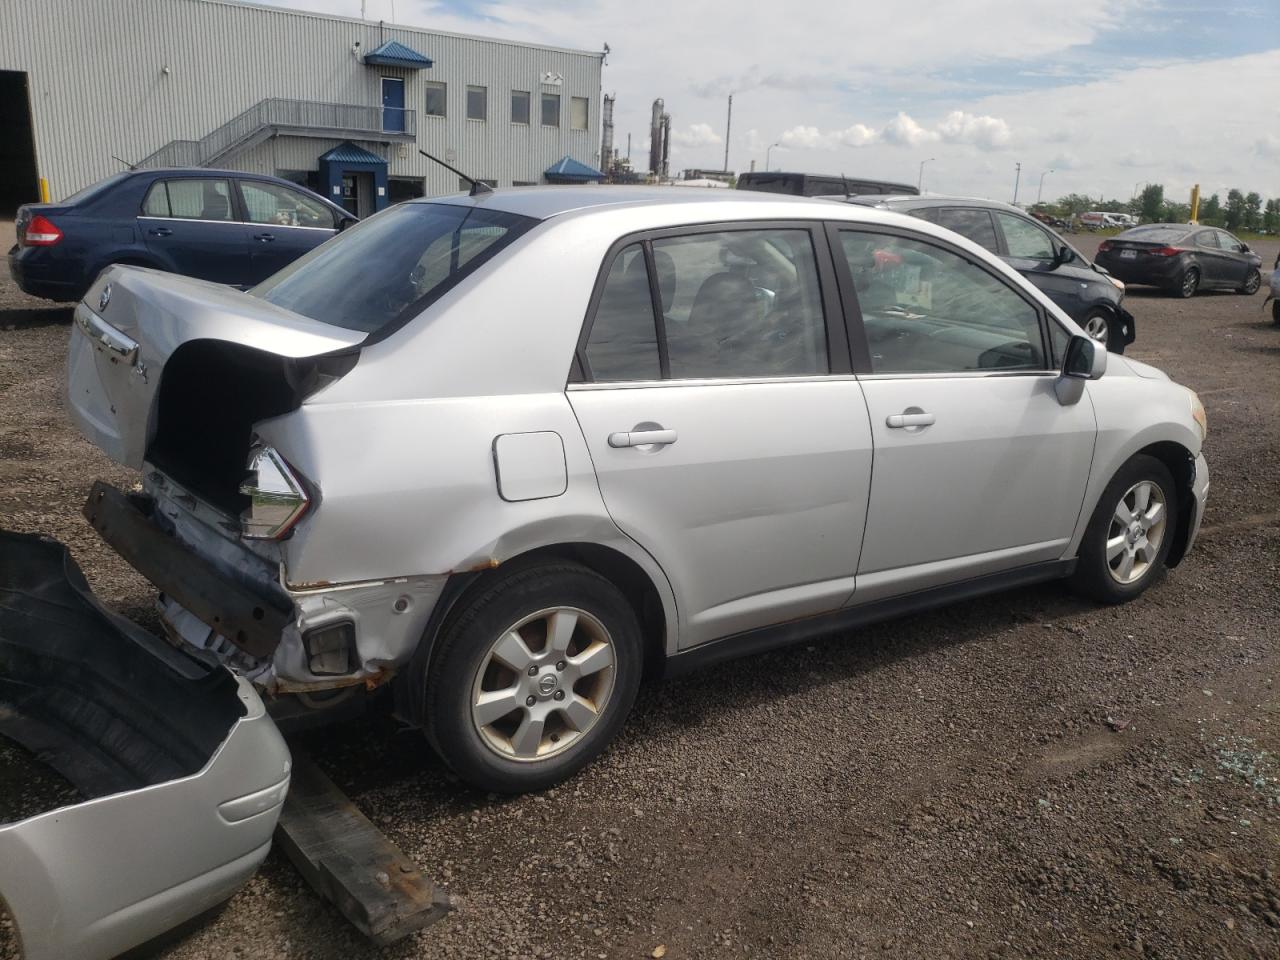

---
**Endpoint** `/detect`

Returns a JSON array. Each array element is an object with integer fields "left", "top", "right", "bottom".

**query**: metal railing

[{"left": 137, "top": 98, "right": 417, "bottom": 169}]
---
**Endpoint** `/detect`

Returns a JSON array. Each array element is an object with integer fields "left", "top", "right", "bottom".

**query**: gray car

[{"left": 66, "top": 188, "right": 1209, "bottom": 794}]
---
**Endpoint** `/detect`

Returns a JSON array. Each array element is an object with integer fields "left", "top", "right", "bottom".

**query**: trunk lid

[{"left": 69, "top": 265, "right": 364, "bottom": 472}]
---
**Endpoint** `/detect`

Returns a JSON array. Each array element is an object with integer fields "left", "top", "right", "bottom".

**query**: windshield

[{"left": 253, "top": 202, "right": 538, "bottom": 336}]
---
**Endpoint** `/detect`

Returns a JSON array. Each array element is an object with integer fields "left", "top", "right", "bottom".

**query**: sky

[{"left": 260, "top": 0, "right": 1280, "bottom": 204}]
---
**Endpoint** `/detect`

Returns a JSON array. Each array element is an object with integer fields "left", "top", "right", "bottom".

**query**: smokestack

[
  {"left": 649, "top": 99, "right": 664, "bottom": 176},
  {"left": 660, "top": 113, "right": 671, "bottom": 179},
  {"left": 601, "top": 93, "right": 615, "bottom": 172}
]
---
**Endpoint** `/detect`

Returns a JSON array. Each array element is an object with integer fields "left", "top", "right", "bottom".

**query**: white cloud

[
  {"left": 936, "top": 111, "right": 1011, "bottom": 148},
  {"left": 835, "top": 123, "right": 880, "bottom": 148},
  {"left": 882, "top": 112, "right": 940, "bottom": 147},
  {"left": 670, "top": 122, "right": 723, "bottom": 148}
]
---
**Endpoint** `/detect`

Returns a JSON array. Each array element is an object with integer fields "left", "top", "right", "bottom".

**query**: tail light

[
  {"left": 23, "top": 214, "right": 63, "bottom": 246},
  {"left": 1148, "top": 246, "right": 1182, "bottom": 257},
  {"left": 1098, "top": 240, "right": 1113, "bottom": 253},
  {"left": 240, "top": 445, "right": 310, "bottom": 539}
]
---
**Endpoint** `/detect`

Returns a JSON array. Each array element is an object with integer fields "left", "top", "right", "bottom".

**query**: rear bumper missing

[{"left": 0, "top": 529, "right": 290, "bottom": 960}]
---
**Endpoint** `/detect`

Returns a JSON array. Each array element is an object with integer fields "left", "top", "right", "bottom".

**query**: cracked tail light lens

[{"left": 240, "top": 445, "right": 310, "bottom": 539}]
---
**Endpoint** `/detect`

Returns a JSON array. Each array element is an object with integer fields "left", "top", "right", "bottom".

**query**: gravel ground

[{"left": 2, "top": 229, "right": 1278, "bottom": 960}]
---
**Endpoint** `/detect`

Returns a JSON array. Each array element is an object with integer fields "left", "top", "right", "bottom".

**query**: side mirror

[
  {"left": 1055, "top": 334, "right": 1106, "bottom": 405},
  {"left": 1053, "top": 244, "right": 1072, "bottom": 267},
  {"left": 1240, "top": 242, "right": 1250, "bottom": 253},
  {"left": 338, "top": 216, "right": 358, "bottom": 232}
]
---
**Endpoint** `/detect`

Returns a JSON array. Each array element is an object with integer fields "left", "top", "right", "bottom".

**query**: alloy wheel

[
  {"left": 1180, "top": 269, "right": 1199, "bottom": 298},
  {"left": 1083, "top": 313, "right": 1110, "bottom": 345},
  {"left": 1242, "top": 269, "right": 1261, "bottom": 295},
  {"left": 1105, "top": 480, "right": 1167, "bottom": 585},
  {"left": 470, "top": 606, "right": 616, "bottom": 762}
]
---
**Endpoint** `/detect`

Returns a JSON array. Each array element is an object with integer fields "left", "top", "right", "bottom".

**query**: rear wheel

[
  {"left": 1239, "top": 268, "right": 1261, "bottom": 295},
  {"left": 423, "top": 561, "right": 642, "bottom": 793},
  {"left": 1175, "top": 267, "right": 1200, "bottom": 298},
  {"left": 1071, "top": 455, "right": 1177, "bottom": 604}
]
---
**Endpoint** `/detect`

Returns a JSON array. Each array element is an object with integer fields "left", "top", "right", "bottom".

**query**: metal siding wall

[{"left": 0, "top": 0, "right": 602, "bottom": 200}]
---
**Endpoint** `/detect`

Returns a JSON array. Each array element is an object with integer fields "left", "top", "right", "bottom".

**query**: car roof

[
  {"left": 835, "top": 193, "right": 1037, "bottom": 216},
  {"left": 417, "top": 185, "right": 846, "bottom": 221}
]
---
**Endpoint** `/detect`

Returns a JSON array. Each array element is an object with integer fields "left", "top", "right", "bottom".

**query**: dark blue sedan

[{"left": 8, "top": 169, "right": 356, "bottom": 302}]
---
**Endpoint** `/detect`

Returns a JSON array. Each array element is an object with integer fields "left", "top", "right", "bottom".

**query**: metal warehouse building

[{"left": 0, "top": 0, "right": 605, "bottom": 216}]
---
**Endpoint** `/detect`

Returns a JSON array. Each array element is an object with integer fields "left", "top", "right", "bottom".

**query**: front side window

[
  {"left": 253, "top": 203, "right": 536, "bottom": 336},
  {"left": 1216, "top": 230, "right": 1243, "bottom": 252},
  {"left": 583, "top": 229, "right": 829, "bottom": 382},
  {"left": 239, "top": 181, "right": 335, "bottom": 229},
  {"left": 424, "top": 81, "right": 447, "bottom": 117},
  {"left": 570, "top": 96, "right": 589, "bottom": 130},
  {"left": 994, "top": 212, "right": 1055, "bottom": 260},
  {"left": 141, "top": 178, "right": 235, "bottom": 221},
  {"left": 541, "top": 92, "right": 560, "bottom": 126},
  {"left": 934, "top": 207, "right": 998, "bottom": 252},
  {"left": 511, "top": 90, "right": 530, "bottom": 124},
  {"left": 839, "top": 230, "right": 1045, "bottom": 374},
  {"left": 466, "top": 85, "right": 487, "bottom": 121}
]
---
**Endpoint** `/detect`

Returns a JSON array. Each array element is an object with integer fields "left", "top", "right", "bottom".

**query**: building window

[
  {"left": 512, "top": 180, "right": 537, "bottom": 187},
  {"left": 511, "top": 90, "right": 530, "bottom": 125},
  {"left": 541, "top": 92, "right": 560, "bottom": 127},
  {"left": 570, "top": 96, "right": 589, "bottom": 131},
  {"left": 466, "top": 85, "right": 487, "bottom": 121},
  {"left": 424, "top": 81, "right": 446, "bottom": 117}
]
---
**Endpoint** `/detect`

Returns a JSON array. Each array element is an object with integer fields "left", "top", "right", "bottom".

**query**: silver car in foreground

[{"left": 67, "top": 187, "right": 1209, "bottom": 793}]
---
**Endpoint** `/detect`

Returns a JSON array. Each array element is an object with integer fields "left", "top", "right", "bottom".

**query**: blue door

[{"left": 382, "top": 77, "right": 405, "bottom": 132}]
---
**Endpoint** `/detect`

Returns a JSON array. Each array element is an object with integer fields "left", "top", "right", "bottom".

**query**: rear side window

[
  {"left": 254, "top": 203, "right": 537, "bottom": 335},
  {"left": 935, "top": 208, "right": 998, "bottom": 252},
  {"left": 141, "top": 179, "right": 235, "bottom": 221},
  {"left": 583, "top": 228, "right": 829, "bottom": 381},
  {"left": 1195, "top": 230, "right": 1220, "bottom": 249},
  {"left": 239, "top": 180, "right": 335, "bottom": 229}
]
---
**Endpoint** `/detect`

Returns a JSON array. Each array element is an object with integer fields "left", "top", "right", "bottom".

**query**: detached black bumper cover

[{"left": 83, "top": 480, "right": 293, "bottom": 658}]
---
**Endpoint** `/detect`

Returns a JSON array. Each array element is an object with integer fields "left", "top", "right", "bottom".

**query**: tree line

[{"left": 1037, "top": 186, "right": 1279, "bottom": 233}]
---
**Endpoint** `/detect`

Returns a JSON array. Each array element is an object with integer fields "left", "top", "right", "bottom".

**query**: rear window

[
  {"left": 1122, "top": 226, "right": 1189, "bottom": 244},
  {"left": 252, "top": 202, "right": 537, "bottom": 336},
  {"left": 61, "top": 171, "right": 131, "bottom": 205}
]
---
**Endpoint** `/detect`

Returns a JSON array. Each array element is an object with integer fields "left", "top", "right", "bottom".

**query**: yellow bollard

[
  {"left": 38, "top": 177, "right": 49, "bottom": 203},
  {"left": 1189, "top": 183, "right": 1200, "bottom": 224}
]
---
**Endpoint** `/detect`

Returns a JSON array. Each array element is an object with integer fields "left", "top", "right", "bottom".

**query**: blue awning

[
  {"left": 363, "top": 40, "right": 433, "bottom": 69},
  {"left": 544, "top": 155, "right": 605, "bottom": 183},
  {"left": 319, "top": 141, "right": 386, "bottom": 165}
]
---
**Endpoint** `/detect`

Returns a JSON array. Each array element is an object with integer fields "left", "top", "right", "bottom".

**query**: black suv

[{"left": 838, "top": 195, "right": 1135, "bottom": 352}]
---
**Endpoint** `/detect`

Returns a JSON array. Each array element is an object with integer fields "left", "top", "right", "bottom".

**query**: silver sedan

[{"left": 67, "top": 187, "right": 1209, "bottom": 794}]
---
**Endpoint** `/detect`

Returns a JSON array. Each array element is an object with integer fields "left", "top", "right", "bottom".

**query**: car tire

[
  {"left": 1238, "top": 268, "right": 1261, "bottom": 295},
  {"left": 1175, "top": 267, "right": 1199, "bottom": 298},
  {"left": 1080, "top": 308, "right": 1121, "bottom": 353},
  {"left": 1070, "top": 455, "right": 1178, "bottom": 605},
  {"left": 423, "top": 560, "right": 643, "bottom": 793}
]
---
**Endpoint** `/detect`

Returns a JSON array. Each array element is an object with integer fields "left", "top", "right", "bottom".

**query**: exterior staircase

[{"left": 136, "top": 97, "right": 416, "bottom": 169}]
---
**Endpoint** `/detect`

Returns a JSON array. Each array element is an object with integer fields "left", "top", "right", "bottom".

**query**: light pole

[
  {"left": 918, "top": 157, "right": 935, "bottom": 192},
  {"left": 1012, "top": 161, "right": 1022, "bottom": 205},
  {"left": 765, "top": 141, "right": 781, "bottom": 170},
  {"left": 1036, "top": 169, "right": 1054, "bottom": 205}
]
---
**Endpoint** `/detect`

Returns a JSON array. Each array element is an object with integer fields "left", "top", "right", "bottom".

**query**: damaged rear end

[{"left": 0, "top": 530, "right": 290, "bottom": 960}]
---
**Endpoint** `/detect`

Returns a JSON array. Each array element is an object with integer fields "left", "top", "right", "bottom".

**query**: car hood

[{"left": 1112, "top": 355, "right": 1170, "bottom": 381}]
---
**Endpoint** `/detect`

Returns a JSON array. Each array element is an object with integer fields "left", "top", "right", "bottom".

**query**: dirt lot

[{"left": 2, "top": 231, "right": 1278, "bottom": 960}]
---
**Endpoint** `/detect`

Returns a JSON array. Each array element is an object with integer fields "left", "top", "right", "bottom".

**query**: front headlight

[
  {"left": 1188, "top": 390, "right": 1207, "bottom": 442},
  {"left": 1108, "top": 275, "right": 1125, "bottom": 292},
  {"left": 240, "top": 444, "right": 311, "bottom": 539}
]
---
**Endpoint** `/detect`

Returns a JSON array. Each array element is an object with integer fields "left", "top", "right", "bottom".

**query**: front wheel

[
  {"left": 423, "top": 561, "right": 642, "bottom": 793},
  {"left": 1071, "top": 455, "right": 1178, "bottom": 604},
  {"left": 1238, "top": 268, "right": 1261, "bottom": 295},
  {"left": 1175, "top": 267, "right": 1200, "bottom": 299},
  {"left": 1080, "top": 308, "right": 1124, "bottom": 354}
]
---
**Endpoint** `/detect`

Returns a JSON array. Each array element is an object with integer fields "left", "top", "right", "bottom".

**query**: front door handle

[
  {"left": 886, "top": 411, "right": 936, "bottom": 429},
  {"left": 148, "top": 227, "right": 172, "bottom": 237},
  {"left": 253, "top": 232, "right": 276, "bottom": 242},
  {"left": 608, "top": 429, "right": 677, "bottom": 448}
]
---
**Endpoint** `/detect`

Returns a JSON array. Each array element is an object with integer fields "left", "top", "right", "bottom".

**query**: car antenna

[
  {"left": 111, "top": 154, "right": 138, "bottom": 171},
  {"left": 418, "top": 148, "right": 493, "bottom": 197}
]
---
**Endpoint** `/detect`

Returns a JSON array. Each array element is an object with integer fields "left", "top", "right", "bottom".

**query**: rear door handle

[
  {"left": 608, "top": 429, "right": 677, "bottom": 448},
  {"left": 253, "top": 233, "right": 275, "bottom": 242},
  {"left": 886, "top": 412, "right": 936, "bottom": 428},
  {"left": 148, "top": 227, "right": 172, "bottom": 237}
]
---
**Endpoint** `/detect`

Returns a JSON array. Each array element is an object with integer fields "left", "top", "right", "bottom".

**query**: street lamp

[
  {"left": 1036, "top": 169, "right": 1054, "bottom": 205},
  {"left": 765, "top": 141, "right": 781, "bottom": 170},
  {"left": 918, "top": 157, "right": 935, "bottom": 192},
  {"left": 1012, "top": 161, "right": 1022, "bottom": 205}
]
